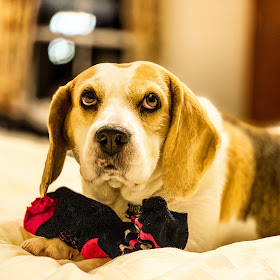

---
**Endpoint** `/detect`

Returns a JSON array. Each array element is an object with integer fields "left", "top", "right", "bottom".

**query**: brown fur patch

[
  {"left": 240, "top": 126, "right": 280, "bottom": 237},
  {"left": 220, "top": 121, "right": 256, "bottom": 221},
  {"left": 221, "top": 118, "right": 280, "bottom": 237},
  {"left": 73, "top": 66, "right": 99, "bottom": 84},
  {"left": 161, "top": 78, "right": 221, "bottom": 199},
  {"left": 127, "top": 64, "right": 171, "bottom": 139}
]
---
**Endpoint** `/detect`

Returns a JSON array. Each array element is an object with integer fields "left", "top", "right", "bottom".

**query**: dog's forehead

[{"left": 75, "top": 62, "right": 166, "bottom": 93}]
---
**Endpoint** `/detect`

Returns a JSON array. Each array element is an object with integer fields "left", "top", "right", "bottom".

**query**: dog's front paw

[{"left": 21, "top": 237, "right": 80, "bottom": 260}]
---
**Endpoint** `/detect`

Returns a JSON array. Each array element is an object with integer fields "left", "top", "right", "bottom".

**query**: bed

[{"left": 1, "top": 129, "right": 280, "bottom": 279}]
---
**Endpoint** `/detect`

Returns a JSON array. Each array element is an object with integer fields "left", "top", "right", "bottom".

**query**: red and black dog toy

[{"left": 24, "top": 187, "right": 188, "bottom": 259}]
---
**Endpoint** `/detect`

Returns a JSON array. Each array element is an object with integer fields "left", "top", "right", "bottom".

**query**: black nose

[{"left": 95, "top": 126, "right": 131, "bottom": 156}]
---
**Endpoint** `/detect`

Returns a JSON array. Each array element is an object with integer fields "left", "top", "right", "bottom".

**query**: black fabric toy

[{"left": 24, "top": 187, "right": 188, "bottom": 259}]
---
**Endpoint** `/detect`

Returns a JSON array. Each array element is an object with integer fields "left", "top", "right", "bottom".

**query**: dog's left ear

[{"left": 162, "top": 72, "right": 221, "bottom": 199}]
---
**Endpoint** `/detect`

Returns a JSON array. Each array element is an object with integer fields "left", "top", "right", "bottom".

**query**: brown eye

[
  {"left": 142, "top": 93, "right": 159, "bottom": 110},
  {"left": 81, "top": 91, "right": 97, "bottom": 106}
]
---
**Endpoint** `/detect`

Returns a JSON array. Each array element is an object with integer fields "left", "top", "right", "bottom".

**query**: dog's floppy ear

[
  {"left": 40, "top": 81, "right": 73, "bottom": 197},
  {"left": 162, "top": 73, "right": 221, "bottom": 199}
]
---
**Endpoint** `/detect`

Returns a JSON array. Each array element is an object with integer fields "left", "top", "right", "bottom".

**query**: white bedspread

[{"left": 1, "top": 130, "right": 280, "bottom": 279}]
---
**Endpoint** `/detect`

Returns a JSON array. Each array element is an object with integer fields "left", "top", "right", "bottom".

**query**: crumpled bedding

[
  {"left": 1, "top": 219, "right": 280, "bottom": 280},
  {"left": 1, "top": 130, "right": 280, "bottom": 279}
]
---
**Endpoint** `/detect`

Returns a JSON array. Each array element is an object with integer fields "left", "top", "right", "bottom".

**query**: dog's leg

[
  {"left": 20, "top": 227, "right": 111, "bottom": 271},
  {"left": 21, "top": 235, "right": 80, "bottom": 260}
]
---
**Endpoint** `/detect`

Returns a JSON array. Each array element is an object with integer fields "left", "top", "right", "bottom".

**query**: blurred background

[
  {"left": 0, "top": 0, "right": 280, "bottom": 216},
  {"left": 0, "top": 0, "right": 279, "bottom": 137}
]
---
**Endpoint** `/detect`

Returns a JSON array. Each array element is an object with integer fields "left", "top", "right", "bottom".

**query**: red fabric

[
  {"left": 135, "top": 218, "right": 161, "bottom": 249},
  {"left": 130, "top": 216, "right": 137, "bottom": 223},
  {"left": 128, "top": 238, "right": 139, "bottom": 248},
  {"left": 139, "top": 231, "right": 161, "bottom": 248},
  {"left": 81, "top": 238, "right": 109, "bottom": 259},
  {"left": 134, "top": 218, "right": 142, "bottom": 229},
  {"left": 24, "top": 196, "right": 57, "bottom": 235}
]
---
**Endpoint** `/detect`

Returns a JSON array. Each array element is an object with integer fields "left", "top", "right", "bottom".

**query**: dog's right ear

[{"left": 40, "top": 81, "right": 73, "bottom": 197}]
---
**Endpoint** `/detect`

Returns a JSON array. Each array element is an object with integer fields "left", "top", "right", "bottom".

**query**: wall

[{"left": 159, "top": 0, "right": 254, "bottom": 117}]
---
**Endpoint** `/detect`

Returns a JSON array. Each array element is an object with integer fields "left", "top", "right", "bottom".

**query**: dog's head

[{"left": 40, "top": 62, "right": 221, "bottom": 203}]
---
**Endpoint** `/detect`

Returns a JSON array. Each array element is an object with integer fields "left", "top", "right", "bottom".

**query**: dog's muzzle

[{"left": 95, "top": 125, "right": 131, "bottom": 156}]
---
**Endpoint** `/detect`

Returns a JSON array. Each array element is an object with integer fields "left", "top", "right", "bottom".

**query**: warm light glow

[
  {"left": 48, "top": 38, "right": 75, "bottom": 64},
  {"left": 50, "top": 11, "right": 96, "bottom": 36}
]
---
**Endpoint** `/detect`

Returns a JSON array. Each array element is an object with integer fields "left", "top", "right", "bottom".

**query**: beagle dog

[{"left": 22, "top": 61, "right": 280, "bottom": 269}]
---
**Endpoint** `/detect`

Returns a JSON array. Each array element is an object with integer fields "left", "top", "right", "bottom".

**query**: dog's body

[{"left": 22, "top": 62, "right": 280, "bottom": 268}]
